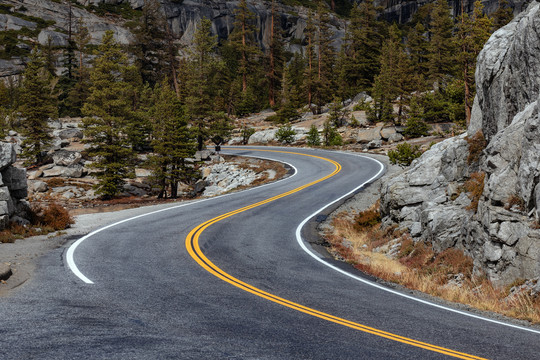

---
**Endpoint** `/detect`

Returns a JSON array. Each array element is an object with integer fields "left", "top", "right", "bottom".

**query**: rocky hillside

[
  {"left": 0, "top": 0, "right": 529, "bottom": 79},
  {"left": 380, "top": 1, "right": 540, "bottom": 286}
]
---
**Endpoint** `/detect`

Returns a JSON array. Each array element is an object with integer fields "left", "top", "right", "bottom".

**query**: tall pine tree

[
  {"left": 82, "top": 31, "right": 137, "bottom": 199},
  {"left": 18, "top": 48, "right": 56, "bottom": 165}
]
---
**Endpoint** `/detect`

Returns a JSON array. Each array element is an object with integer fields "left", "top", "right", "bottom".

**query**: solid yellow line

[{"left": 185, "top": 149, "right": 487, "bottom": 360}]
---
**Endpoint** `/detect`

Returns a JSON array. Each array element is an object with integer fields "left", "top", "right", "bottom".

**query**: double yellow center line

[{"left": 185, "top": 149, "right": 486, "bottom": 360}]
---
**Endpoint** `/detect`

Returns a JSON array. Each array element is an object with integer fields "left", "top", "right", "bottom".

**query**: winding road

[{"left": 0, "top": 146, "right": 538, "bottom": 359}]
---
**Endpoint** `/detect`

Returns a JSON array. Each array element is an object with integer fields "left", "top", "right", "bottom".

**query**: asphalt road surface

[{"left": 0, "top": 146, "right": 539, "bottom": 359}]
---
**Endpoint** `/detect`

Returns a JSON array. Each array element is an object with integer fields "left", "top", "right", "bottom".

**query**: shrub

[
  {"left": 241, "top": 127, "right": 255, "bottom": 145},
  {"left": 466, "top": 131, "right": 487, "bottom": 164},
  {"left": 353, "top": 208, "right": 381, "bottom": 231},
  {"left": 505, "top": 194, "right": 526, "bottom": 212},
  {"left": 388, "top": 142, "right": 422, "bottom": 166},
  {"left": 275, "top": 124, "right": 296, "bottom": 144},
  {"left": 322, "top": 121, "right": 343, "bottom": 146},
  {"left": 31, "top": 203, "right": 74, "bottom": 230},
  {"left": 306, "top": 124, "right": 320, "bottom": 146},
  {"left": 403, "top": 97, "right": 429, "bottom": 138},
  {"left": 464, "top": 172, "right": 485, "bottom": 211}
]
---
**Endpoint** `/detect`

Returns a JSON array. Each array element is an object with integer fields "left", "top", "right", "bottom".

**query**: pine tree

[
  {"left": 132, "top": 0, "right": 168, "bottom": 87},
  {"left": 81, "top": 31, "right": 137, "bottom": 199},
  {"left": 65, "top": 17, "right": 91, "bottom": 116},
  {"left": 492, "top": 0, "right": 513, "bottom": 31},
  {"left": 185, "top": 18, "right": 220, "bottom": 150},
  {"left": 407, "top": 22, "right": 430, "bottom": 88},
  {"left": 338, "top": 0, "right": 384, "bottom": 97},
  {"left": 313, "top": 0, "right": 336, "bottom": 114},
  {"left": 229, "top": 0, "right": 260, "bottom": 97},
  {"left": 18, "top": 48, "right": 56, "bottom": 165},
  {"left": 369, "top": 26, "right": 414, "bottom": 124},
  {"left": 457, "top": 0, "right": 492, "bottom": 125},
  {"left": 403, "top": 96, "right": 429, "bottom": 138},
  {"left": 303, "top": 10, "right": 316, "bottom": 113},
  {"left": 148, "top": 78, "right": 197, "bottom": 198},
  {"left": 428, "top": 0, "right": 457, "bottom": 89},
  {"left": 267, "top": 0, "right": 285, "bottom": 108},
  {"left": 282, "top": 53, "right": 306, "bottom": 109},
  {"left": 306, "top": 124, "right": 321, "bottom": 146}
]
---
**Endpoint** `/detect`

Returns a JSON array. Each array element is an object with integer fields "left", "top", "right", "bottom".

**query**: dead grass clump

[
  {"left": 353, "top": 207, "right": 381, "bottom": 231},
  {"left": 44, "top": 177, "right": 67, "bottom": 188},
  {"left": 31, "top": 203, "right": 74, "bottom": 231},
  {"left": 0, "top": 230, "right": 15, "bottom": 243},
  {"left": 466, "top": 130, "right": 487, "bottom": 164},
  {"left": 464, "top": 172, "right": 485, "bottom": 211},
  {"left": 504, "top": 194, "right": 526, "bottom": 212}
]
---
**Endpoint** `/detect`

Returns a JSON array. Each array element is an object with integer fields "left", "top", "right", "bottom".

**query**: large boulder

[{"left": 470, "top": 1, "right": 540, "bottom": 140}]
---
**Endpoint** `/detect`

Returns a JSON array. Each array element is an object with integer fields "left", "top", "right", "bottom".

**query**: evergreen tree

[
  {"left": 306, "top": 124, "right": 321, "bottom": 146},
  {"left": 267, "top": 0, "right": 285, "bottom": 108},
  {"left": 407, "top": 22, "right": 430, "bottom": 88},
  {"left": 81, "top": 31, "right": 137, "bottom": 199},
  {"left": 457, "top": 0, "right": 493, "bottom": 125},
  {"left": 338, "top": 0, "right": 384, "bottom": 97},
  {"left": 282, "top": 53, "right": 306, "bottom": 109},
  {"left": 303, "top": 10, "right": 316, "bottom": 113},
  {"left": 185, "top": 18, "right": 221, "bottom": 150},
  {"left": 132, "top": 0, "right": 168, "bottom": 87},
  {"left": 372, "top": 25, "right": 415, "bottom": 124},
  {"left": 492, "top": 0, "right": 513, "bottom": 30},
  {"left": 148, "top": 78, "right": 197, "bottom": 198},
  {"left": 65, "top": 17, "right": 91, "bottom": 117},
  {"left": 313, "top": 0, "right": 336, "bottom": 114},
  {"left": 403, "top": 97, "right": 429, "bottom": 138},
  {"left": 18, "top": 48, "right": 56, "bottom": 165},
  {"left": 322, "top": 120, "right": 342, "bottom": 146},
  {"left": 427, "top": 0, "right": 457, "bottom": 89},
  {"left": 229, "top": 0, "right": 260, "bottom": 99}
]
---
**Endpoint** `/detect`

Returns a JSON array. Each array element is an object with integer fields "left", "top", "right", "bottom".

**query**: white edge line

[
  {"left": 295, "top": 151, "right": 540, "bottom": 335},
  {"left": 66, "top": 151, "right": 298, "bottom": 285}
]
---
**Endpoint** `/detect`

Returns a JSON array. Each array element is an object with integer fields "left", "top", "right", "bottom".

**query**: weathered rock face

[
  {"left": 470, "top": 1, "right": 540, "bottom": 140},
  {"left": 0, "top": 143, "right": 29, "bottom": 229},
  {"left": 380, "top": 1, "right": 540, "bottom": 286},
  {"left": 376, "top": 0, "right": 531, "bottom": 24}
]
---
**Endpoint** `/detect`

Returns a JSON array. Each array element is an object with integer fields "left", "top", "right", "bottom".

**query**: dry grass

[
  {"left": 464, "top": 172, "right": 485, "bottom": 212},
  {"left": 466, "top": 131, "right": 487, "bottom": 165},
  {"left": 505, "top": 194, "right": 526, "bottom": 212},
  {"left": 0, "top": 203, "right": 73, "bottom": 243},
  {"left": 325, "top": 204, "right": 540, "bottom": 324}
]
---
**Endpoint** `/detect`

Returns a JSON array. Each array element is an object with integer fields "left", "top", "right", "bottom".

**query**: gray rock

[
  {"left": 0, "top": 143, "right": 17, "bottom": 171},
  {"left": 194, "top": 150, "right": 212, "bottom": 162},
  {"left": 470, "top": 1, "right": 540, "bottom": 140},
  {"left": 38, "top": 29, "right": 69, "bottom": 47},
  {"left": 380, "top": 127, "right": 397, "bottom": 140},
  {"left": 248, "top": 129, "right": 278, "bottom": 144},
  {"left": 30, "top": 180, "right": 48, "bottom": 193},
  {"left": 387, "top": 133, "right": 404, "bottom": 143},
  {"left": 193, "top": 179, "right": 207, "bottom": 193},
  {"left": 1, "top": 166, "right": 27, "bottom": 199},
  {"left": 357, "top": 126, "right": 382, "bottom": 144},
  {"left": 367, "top": 139, "right": 382, "bottom": 149},
  {"left": 0, "top": 14, "right": 37, "bottom": 31},
  {"left": 0, "top": 262, "right": 12, "bottom": 281},
  {"left": 52, "top": 150, "right": 82, "bottom": 166},
  {"left": 58, "top": 128, "right": 83, "bottom": 140}
]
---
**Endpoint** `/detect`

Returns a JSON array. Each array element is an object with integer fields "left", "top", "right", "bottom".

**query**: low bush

[
  {"left": 388, "top": 142, "right": 422, "bottom": 166},
  {"left": 31, "top": 203, "right": 74, "bottom": 231},
  {"left": 275, "top": 124, "right": 296, "bottom": 144}
]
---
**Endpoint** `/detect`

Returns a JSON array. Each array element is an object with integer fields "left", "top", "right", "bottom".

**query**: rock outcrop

[
  {"left": 380, "top": 1, "right": 540, "bottom": 286},
  {"left": 0, "top": 143, "right": 29, "bottom": 230}
]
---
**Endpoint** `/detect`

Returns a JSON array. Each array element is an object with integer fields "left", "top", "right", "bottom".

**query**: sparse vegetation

[
  {"left": 464, "top": 171, "right": 485, "bottom": 211},
  {"left": 388, "top": 142, "right": 422, "bottom": 166},
  {"left": 466, "top": 130, "right": 487, "bottom": 164},
  {"left": 275, "top": 124, "right": 297, "bottom": 144},
  {"left": 325, "top": 202, "right": 540, "bottom": 324}
]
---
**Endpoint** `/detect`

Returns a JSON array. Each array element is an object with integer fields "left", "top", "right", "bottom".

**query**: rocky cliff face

[
  {"left": 0, "top": 143, "right": 29, "bottom": 230},
  {"left": 380, "top": 1, "right": 540, "bottom": 286}
]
